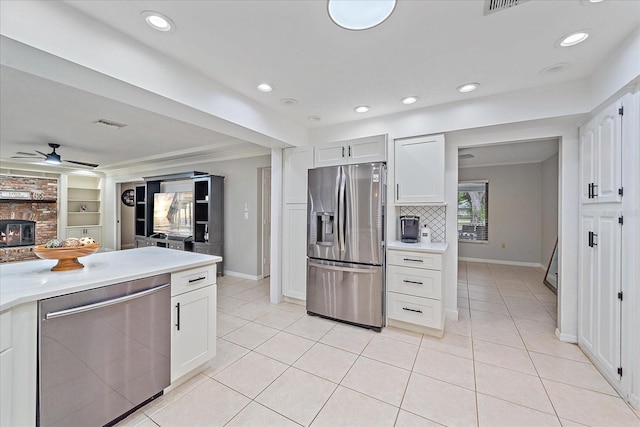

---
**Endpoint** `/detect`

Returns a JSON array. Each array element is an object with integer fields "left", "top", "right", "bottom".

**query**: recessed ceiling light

[
  {"left": 308, "top": 116, "right": 322, "bottom": 122},
  {"left": 539, "top": 62, "right": 571, "bottom": 76},
  {"left": 140, "top": 11, "right": 175, "bottom": 32},
  {"left": 280, "top": 98, "right": 298, "bottom": 106},
  {"left": 327, "top": 0, "right": 396, "bottom": 31},
  {"left": 457, "top": 83, "right": 479, "bottom": 93},
  {"left": 401, "top": 96, "right": 419, "bottom": 105},
  {"left": 558, "top": 31, "right": 589, "bottom": 47},
  {"left": 257, "top": 83, "right": 273, "bottom": 93},
  {"left": 354, "top": 105, "right": 370, "bottom": 113}
]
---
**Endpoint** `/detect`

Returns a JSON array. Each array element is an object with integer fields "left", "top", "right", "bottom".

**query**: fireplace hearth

[{"left": 0, "top": 220, "right": 36, "bottom": 247}]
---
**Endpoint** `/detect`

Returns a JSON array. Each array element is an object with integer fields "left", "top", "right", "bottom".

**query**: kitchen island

[{"left": 0, "top": 247, "right": 221, "bottom": 426}]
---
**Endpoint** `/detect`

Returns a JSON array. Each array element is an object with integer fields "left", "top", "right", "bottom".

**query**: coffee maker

[{"left": 400, "top": 215, "right": 420, "bottom": 243}]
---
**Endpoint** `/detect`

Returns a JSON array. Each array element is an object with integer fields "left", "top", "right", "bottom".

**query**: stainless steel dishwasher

[{"left": 38, "top": 274, "right": 171, "bottom": 427}]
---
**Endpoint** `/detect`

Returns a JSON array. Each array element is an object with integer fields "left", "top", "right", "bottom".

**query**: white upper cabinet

[
  {"left": 394, "top": 134, "right": 445, "bottom": 205},
  {"left": 283, "top": 146, "right": 314, "bottom": 204},
  {"left": 314, "top": 134, "right": 386, "bottom": 167},
  {"left": 580, "top": 99, "right": 623, "bottom": 204}
]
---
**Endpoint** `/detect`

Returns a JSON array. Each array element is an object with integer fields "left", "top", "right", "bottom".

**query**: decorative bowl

[{"left": 33, "top": 243, "right": 100, "bottom": 271}]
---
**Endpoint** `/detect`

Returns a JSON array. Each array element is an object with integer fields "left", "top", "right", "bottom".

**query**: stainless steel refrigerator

[{"left": 306, "top": 162, "right": 385, "bottom": 331}]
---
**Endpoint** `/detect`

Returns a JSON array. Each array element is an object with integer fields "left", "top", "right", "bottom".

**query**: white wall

[
  {"left": 458, "top": 163, "right": 543, "bottom": 265},
  {"left": 541, "top": 153, "right": 559, "bottom": 267},
  {"left": 104, "top": 154, "right": 271, "bottom": 278}
]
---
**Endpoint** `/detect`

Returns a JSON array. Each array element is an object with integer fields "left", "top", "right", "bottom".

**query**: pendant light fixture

[{"left": 328, "top": 0, "right": 396, "bottom": 31}]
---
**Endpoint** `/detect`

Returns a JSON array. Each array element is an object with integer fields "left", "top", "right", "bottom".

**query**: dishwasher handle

[{"left": 44, "top": 283, "right": 170, "bottom": 320}]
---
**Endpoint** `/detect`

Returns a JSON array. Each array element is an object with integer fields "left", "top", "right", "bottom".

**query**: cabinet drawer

[
  {"left": 387, "top": 250, "right": 442, "bottom": 270},
  {"left": 171, "top": 265, "right": 216, "bottom": 296},
  {"left": 0, "top": 310, "right": 11, "bottom": 352},
  {"left": 387, "top": 292, "right": 442, "bottom": 329},
  {"left": 388, "top": 265, "right": 441, "bottom": 300}
]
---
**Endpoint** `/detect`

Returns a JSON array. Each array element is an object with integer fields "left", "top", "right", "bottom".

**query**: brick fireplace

[{"left": 0, "top": 175, "right": 58, "bottom": 262}]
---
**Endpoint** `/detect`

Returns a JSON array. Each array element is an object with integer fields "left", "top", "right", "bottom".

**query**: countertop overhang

[
  {"left": 0, "top": 247, "right": 222, "bottom": 311},
  {"left": 387, "top": 241, "right": 448, "bottom": 253}
]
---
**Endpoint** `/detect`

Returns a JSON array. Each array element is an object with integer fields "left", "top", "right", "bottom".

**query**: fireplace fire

[{"left": 0, "top": 220, "right": 36, "bottom": 247}]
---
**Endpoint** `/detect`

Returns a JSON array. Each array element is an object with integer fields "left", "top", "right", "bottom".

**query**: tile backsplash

[{"left": 399, "top": 206, "right": 446, "bottom": 243}]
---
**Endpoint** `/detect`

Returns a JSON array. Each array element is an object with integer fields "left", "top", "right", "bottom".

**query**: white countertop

[
  {"left": 0, "top": 247, "right": 222, "bottom": 311},
  {"left": 387, "top": 240, "right": 448, "bottom": 253}
]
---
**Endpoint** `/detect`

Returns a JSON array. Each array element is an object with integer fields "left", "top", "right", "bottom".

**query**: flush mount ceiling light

[
  {"left": 457, "top": 83, "right": 479, "bottom": 93},
  {"left": 401, "top": 96, "right": 419, "bottom": 105},
  {"left": 327, "top": 0, "right": 396, "bottom": 30},
  {"left": 558, "top": 31, "right": 589, "bottom": 47},
  {"left": 354, "top": 105, "right": 370, "bottom": 113},
  {"left": 257, "top": 83, "right": 273, "bottom": 92},
  {"left": 141, "top": 11, "right": 175, "bottom": 32}
]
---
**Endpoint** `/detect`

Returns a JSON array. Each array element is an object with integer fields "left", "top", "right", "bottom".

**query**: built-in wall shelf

[{"left": 66, "top": 176, "right": 101, "bottom": 230}]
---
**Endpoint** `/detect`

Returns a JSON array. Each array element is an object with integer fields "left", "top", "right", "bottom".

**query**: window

[{"left": 458, "top": 181, "right": 488, "bottom": 242}]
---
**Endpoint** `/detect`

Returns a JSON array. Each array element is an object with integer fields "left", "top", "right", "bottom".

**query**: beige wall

[
  {"left": 541, "top": 153, "right": 559, "bottom": 267},
  {"left": 458, "top": 163, "right": 544, "bottom": 265},
  {"left": 120, "top": 182, "right": 136, "bottom": 249}
]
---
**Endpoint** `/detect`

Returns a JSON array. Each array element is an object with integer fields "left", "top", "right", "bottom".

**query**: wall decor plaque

[{"left": 0, "top": 191, "right": 30, "bottom": 199}]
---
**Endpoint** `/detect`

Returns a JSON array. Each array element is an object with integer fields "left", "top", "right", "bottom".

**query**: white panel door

[
  {"left": 579, "top": 121, "right": 596, "bottom": 204},
  {"left": 282, "top": 204, "right": 307, "bottom": 300},
  {"left": 395, "top": 134, "right": 445, "bottom": 204},
  {"left": 578, "top": 212, "right": 597, "bottom": 352},
  {"left": 595, "top": 102, "right": 622, "bottom": 203},
  {"left": 595, "top": 214, "right": 621, "bottom": 380},
  {"left": 348, "top": 134, "right": 386, "bottom": 163},
  {"left": 314, "top": 140, "right": 348, "bottom": 168},
  {"left": 171, "top": 285, "right": 216, "bottom": 382},
  {"left": 283, "top": 146, "right": 314, "bottom": 204}
]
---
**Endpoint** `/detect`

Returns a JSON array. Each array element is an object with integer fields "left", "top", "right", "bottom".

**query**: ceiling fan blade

[
  {"left": 11, "top": 156, "right": 44, "bottom": 159},
  {"left": 16, "top": 151, "right": 38, "bottom": 156},
  {"left": 35, "top": 150, "right": 48, "bottom": 156},
  {"left": 65, "top": 159, "right": 99, "bottom": 168}
]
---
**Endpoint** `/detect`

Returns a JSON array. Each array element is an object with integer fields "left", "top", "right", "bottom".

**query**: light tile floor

[{"left": 117, "top": 263, "right": 640, "bottom": 427}]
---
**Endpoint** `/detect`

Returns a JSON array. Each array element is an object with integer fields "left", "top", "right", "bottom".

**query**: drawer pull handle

[
  {"left": 188, "top": 276, "right": 207, "bottom": 283},
  {"left": 402, "top": 307, "right": 423, "bottom": 314},
  {"left": 403, "top": 280, "right": 423, "bottom": 285},
  {"left": 175, "top": 302, "right": 181, "bottom": 331},
  {"left": 403, "top": 258, "right": 423, "bottom": 263}
]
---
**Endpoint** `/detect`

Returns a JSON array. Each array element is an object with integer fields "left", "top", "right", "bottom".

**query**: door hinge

[
  {"left": 619, "top": 216, "right": 623, "bottom": 225},
  {"left": 618, "top": 291, "right": 623, "bottom": 301},
  {"left": 618, "top": 187, "right": 623, "bottom": 196},
  {"left": 618, "top": 106, "right": 624, "bottom": 116},
  {"left": 618, "top": 367, "right": 623, "bottom": 376}
]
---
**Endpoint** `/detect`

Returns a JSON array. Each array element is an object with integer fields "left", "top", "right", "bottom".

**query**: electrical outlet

[{"left": 501, "top": 243, "right": 506, "bottom": 248}]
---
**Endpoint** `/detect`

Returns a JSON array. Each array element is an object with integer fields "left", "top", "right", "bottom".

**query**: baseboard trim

[
  {"left": 223, "top": 270, "right": 262, "bottom": 281},
  {"left": 459, "top": 257, "right": 544, "bottom": 269},
  {"left": 446, "top": 308, "right": 459, "bottom": 321},
  {"left": 555, "top": 328, "right": 577, "bottom": 343},
  {"left": 629, "top": 393, "right": 639, "bottom": 410}
]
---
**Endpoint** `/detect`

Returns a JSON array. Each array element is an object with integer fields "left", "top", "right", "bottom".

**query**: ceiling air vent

[
  {"left": 484, "top": 0, "right": 530, "bottom": 15},
  {"left": 93, "top": 118, "right": 127, "bottom": 129}
]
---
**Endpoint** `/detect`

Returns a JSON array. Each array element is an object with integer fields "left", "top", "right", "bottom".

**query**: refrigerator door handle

[
  {"left": 308, "top": 260, "right": 376, "bottom": 274},
  {"left": 338, "top": 167, "right": 346, "bottom": 251}
]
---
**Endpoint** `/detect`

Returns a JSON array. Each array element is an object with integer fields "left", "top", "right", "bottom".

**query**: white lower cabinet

[
  {"left": 0, "top": 303, "right": 37, "bottom": 427},
  {"left": 171, "top": 266, "right": 217, "bottom": 382},
  {"left": 65, "top": 225, "right": 102, "bottom": 242},
  {"left": 0, "top": 309, "right": 13, "bottom": 427},
  {"left": 387, "top": 248, "right": 445, "bottom": 335}
]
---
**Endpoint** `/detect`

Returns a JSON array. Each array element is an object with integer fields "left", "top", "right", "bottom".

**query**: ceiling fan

[{"left": 11, "top": 143, "right": 99, "bottom": 168}]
